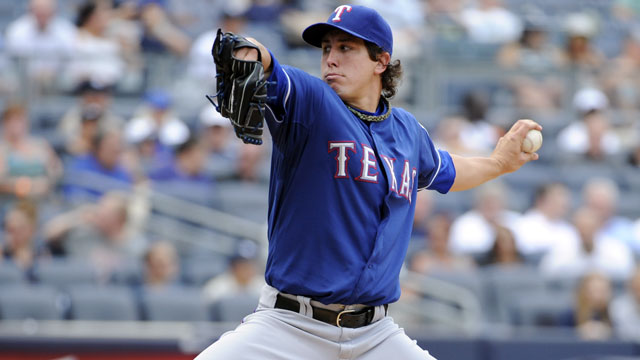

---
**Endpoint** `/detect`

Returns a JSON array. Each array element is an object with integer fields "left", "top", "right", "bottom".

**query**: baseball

[{"left": 522, "top": 129, "right": 543, "bottom": 153}]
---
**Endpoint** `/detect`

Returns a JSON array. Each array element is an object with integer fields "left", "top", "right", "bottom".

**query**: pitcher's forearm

[{"left": 449, "top": 155, "right": 504, "bottom": 192}]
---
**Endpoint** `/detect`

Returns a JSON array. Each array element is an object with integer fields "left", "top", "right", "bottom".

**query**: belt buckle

[{"left": 336, "top": 309, "right": 356, "bottom": 327}]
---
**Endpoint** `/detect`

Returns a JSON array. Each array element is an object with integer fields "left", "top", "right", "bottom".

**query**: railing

[
  {"left": 399, "top": 270, "right": 483, "bottom": 333},
  {"left": 61, "top": 171, "right": 268, "bottom": 257}
]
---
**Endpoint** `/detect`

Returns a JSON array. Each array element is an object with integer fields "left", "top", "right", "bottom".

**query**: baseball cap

[
  {"left": 158, "top": 119, "right": 190, "bottom": 146},
  {"left": 124, "top": 117, "right": 156, "bottom": 144},
  {"left": 302, "top": 5, "right": 393, "bottom": 56},
  {"left": 573, "top": 87, "right": 608, "bottom": 114},
  {"left": 199, "top": 105, "right": 230, "bottom": 128},
  {"left": 144, "top": 90, "right": 172, "bottom": 110}
]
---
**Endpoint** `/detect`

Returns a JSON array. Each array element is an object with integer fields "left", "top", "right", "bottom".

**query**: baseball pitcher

[{"left": 197, "top": 4, "right": 541, "bottom": 359}]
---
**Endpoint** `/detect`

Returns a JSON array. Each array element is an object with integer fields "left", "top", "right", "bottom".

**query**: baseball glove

[{"left": 206, "top": 29, "right": 267, "bottom": 145}]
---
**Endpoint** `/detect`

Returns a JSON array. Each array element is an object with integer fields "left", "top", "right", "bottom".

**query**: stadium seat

[
  {"left": 181, "top": 255, "right": 229, "bottom": 286},
  {"left": 507, "top": 290, "right": 574, "bottom": 326},
  {"left": 141, "top": 286, "right": 209, "bottom": 322},
  {"left": 33, "top": 259, "right": 97, "bottom": 288},
  {"left": 482, "top": 265, "right": 547, "bottom": 323},
  {"left": 0, "top": 262, "right": 26, "bottom": 285},
  {"left": 0, "top": 285, "right": 62, "bottom": 320},
  {"left": 216, "top": 182, "right": 269, "bottom": 223},
  {"left": 211, "top": 293, "right": 259, "bottom": 322},
  {"left": 68, "top": 285, "right": 139, "bottom": 321},
  {"left": 425, "top": 269, "right": 487, "bottom": 311}
]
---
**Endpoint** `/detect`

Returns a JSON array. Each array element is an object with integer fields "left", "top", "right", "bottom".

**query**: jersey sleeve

[
  {"left": 417, "top": 125, "right": 456, "bottom": 194},
  {"left": 265, "top": 51, "right": 325, "bottom": 143}
]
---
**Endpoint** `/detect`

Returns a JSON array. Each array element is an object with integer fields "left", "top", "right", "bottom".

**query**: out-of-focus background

[{"left": 0, "top": 0, "right": 640, "bottom": 359}]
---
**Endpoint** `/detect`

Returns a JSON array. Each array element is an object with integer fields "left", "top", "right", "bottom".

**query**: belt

[{"left": 274, "top": 294, "right": 387, "bottom": 328}]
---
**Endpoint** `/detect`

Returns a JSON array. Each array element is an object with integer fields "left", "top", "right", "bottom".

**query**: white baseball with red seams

[{"left": 522, "top": 129, "right": 543, "bottom": 153}]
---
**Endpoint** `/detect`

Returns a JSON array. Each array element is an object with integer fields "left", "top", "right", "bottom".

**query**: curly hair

[{"left": 365, "top": 42, "right": 403, "bottom": 99}]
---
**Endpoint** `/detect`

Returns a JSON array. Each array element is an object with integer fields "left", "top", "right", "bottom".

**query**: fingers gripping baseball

[{"left": 492, "top": 119, "right": 542, "bottom": 174}]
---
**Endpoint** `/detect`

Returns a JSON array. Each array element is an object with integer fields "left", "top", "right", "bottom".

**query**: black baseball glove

[{"left": 206, "top": 29, "right": 267, "bottom": 145}]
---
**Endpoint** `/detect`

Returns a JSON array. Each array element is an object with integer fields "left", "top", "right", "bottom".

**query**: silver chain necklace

[{"left": 345, "top": 97, "right": 392, "bottom": 122}]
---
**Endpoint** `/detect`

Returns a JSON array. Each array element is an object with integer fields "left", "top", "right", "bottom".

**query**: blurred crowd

[{"left": 0, "top": 0, "right": 640, "bottom": 341}]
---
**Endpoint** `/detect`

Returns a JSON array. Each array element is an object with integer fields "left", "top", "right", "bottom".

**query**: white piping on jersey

[
  {"left": 265, "top": 104, "right": 281, "bottom": 123},
  {"left": 282, "top": 67, "right": 291, "bottom": 109},
  {"left": 419, "top": 123, "right": 442, "bottom": 190}
]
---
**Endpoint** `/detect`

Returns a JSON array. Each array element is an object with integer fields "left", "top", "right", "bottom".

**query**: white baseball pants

[{"left": 195, "top": 285, "right": 437, "bottom": 360}]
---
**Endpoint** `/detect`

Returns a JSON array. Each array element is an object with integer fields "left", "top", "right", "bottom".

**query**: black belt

[{"left": 274, "top": 294, "right": 387, "bottom": 328}]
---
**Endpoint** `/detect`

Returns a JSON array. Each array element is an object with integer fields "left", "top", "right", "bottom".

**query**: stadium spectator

[
  {"left": 58, "top": 79, "right": 124, "bottom": 155},
  {"left": 218, "top": 142, "right": 269, "bottom": 184},
  {"left": 424, "top": 0, "right": 466, "bottom": 41},
  {"left": 513, "top": 183, "right": 578, "bottom": 260},
  {"left": 63, "top": 0, "right": 125, "bottom": 90},
  {"left": 600, "top": 29, "right": 640, "bottom": 111},
  {"left": 459, "top": 0, "right": 523, "bottom": 44},
  {"left": 44, "top": 191, "right": 145, "bottom": 281},
  {"left": 123, "top": 115, "right": 160, "bottom": 182},
  {"left": 481, "top": 225, "right": 523, "bottom": 266},
  {"left": 149, "top": 136, "right": 218, "bottom": 207},
  {"left": 457, "top": 90, "right": 501, "bottom": 154},
  {"left": 561, "top": 12, "right": 605, "bottom": 72},
  {"left": 106, "top": 0, "right": 145, "bottom": 93},
  {"left": 142, "top": 241, "right": 180, "bottom": 288},
  {"left": 64, "top": 129, "right": 133, "bottom": 202},
  {"left": 411, "top": 190, "right": 435, "bottom": 240},
  {"left": 354, "top": 0, "right": 425, "bottom": 59},
  {"left": 4, "top": 0, "right": 76, "bottom": 92},
  {"left": 409, "top": 213, "right": 475, "bottom": 274},
  {"left": 449, "top": 181, "right": 520, "bottom": 257},
  {"left": 497, "top": 20, "right": 565, "bottom": 110},
  {"left": 566, "top": 272, "right": 614, "bottom": 340},
  {"left": 433, "top": 115, "right": 481, "bottom": 156},
  {"left": 612, "top": 0, "right": 640, "bottom": 24},
  {"left": 582, "top": 178, "right": 636, "bottom": 249},
  {"left": 138, "top": 0, "right": 191, "bottom": 56},
  {"left": 497, "top": 19, "right": 564, "bottom": 72},
  {"left": 129, "top": 90, "right": 190, "bottom": 150},
  {"left": 610, "top": 266, "right": 640, "bottom": 341},
  {"left": 628, "top": 142, "right": 640, "bottom": 167},
  {"left": 0, "top": 103, "right": 62, "bottom": 201},
  {"left": 557, "top": 88, "right": 622, "bottom": 162},
  {"left": 177, "top": 9, "right": 248, "bottom": 112},
  {"left": 198, "top": 105, "right": 237, "bottom": 181},
  {"left": 540, "top": 207, "right": 635, "bottom": 282},
  {"left": 202, "top": 240, "right": 263, "bottom": 304},
  {"left": 1, "top": 201, "right": 43, "bottom": 273}
]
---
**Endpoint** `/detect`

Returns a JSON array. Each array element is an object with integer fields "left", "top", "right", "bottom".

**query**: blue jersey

[{"left": 263, "top": 54, "right": 456, "bottom": 306}]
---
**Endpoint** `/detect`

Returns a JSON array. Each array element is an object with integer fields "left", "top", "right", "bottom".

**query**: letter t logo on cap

[{"left": 332, "top": 5, "right": 352, "bottom": 22}]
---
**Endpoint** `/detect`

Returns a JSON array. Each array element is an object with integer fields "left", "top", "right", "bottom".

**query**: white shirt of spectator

[
  {"left": 556, "top": 121, "right": 622, "bottom": 155},
  {"left": 5, "top": 13, "right": 76, "bottom": 74},
  {"left": 513, "top": 209, "right": 580, "bottom": 256},
  {"left": 540, "top": 232, "right": 635, "bottom": 281},
  {"left": 610, "top": 293, "right": 640, "bottom": 341},
  {"left": 65, "top": 30, "right": 125, "bottom": 86},
  {"left": 448, "top": 209, "right": 520, "bottom": 255},
  {"left": 460, "top": 6, "right": 523, "bottom": 44},
  {"left": 633, "top": 219, "right": 640, "bottom": 253}
]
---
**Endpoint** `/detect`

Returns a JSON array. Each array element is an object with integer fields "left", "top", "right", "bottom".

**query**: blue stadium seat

[
  {"left": 0, "top": 285, "right": 62, "bottom": 320},
  {"left": 141, "top": 286, "right": 209, "bottom": 322},
  {"left": 181, "top": 255, "right": 229, "bottom": 286},
  {"left": 507, "top": 289, "right": 573, "bottom": 326},
  {"left": 482, "top": 265, "right": 547, "bottom": 323},
  {"left": 68, "top": 285, "right": 139, "bottom": 321},
  {"left": 0, "top": 262, "right": 26, "bottom": 285},
  {"left": 211, "top": 293, "right": 259, "bottom": 322},
  {"left": 33, "top": 259, "right": 98, "bottom": 289},
  {"left": 425, "top": 269, "right": 488, "bottom": 311},
  {"left": 217, "top": 182, "right": 269, "bottom": 223}
]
